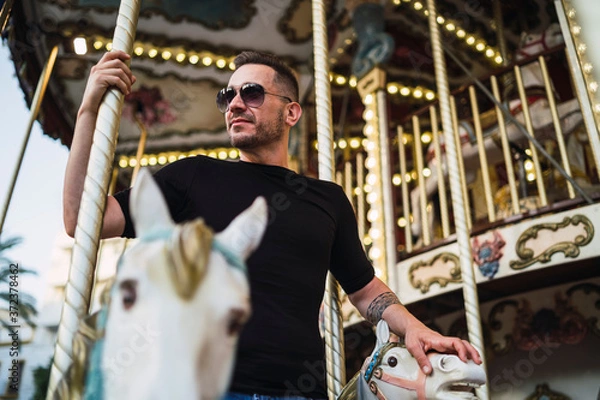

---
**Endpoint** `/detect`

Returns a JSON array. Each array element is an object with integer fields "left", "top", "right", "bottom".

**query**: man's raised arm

[{"left": 63, "top": 51, "right": 136, "bottom": 238}]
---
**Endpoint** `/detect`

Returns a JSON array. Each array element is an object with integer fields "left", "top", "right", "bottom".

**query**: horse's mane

[{"left": 168, "top": 219, "right": 214, "bottom": 300}]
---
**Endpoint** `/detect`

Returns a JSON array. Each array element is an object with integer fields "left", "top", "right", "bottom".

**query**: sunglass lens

[
  {"left": 216, "top": 88, "right": 230, "bottom": 113},
  {"left": 240, "top": 84, "right": 265, "bottom": 108}
]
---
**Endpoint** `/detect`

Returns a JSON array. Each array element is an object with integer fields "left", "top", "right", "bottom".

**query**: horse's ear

[
  {"left": 216, "top": 197, "right": 268, "bottom": 261},
  {"left": 375, "top": 320, "right": 391, "bottom": 348},
  {"left": 130, "top": 168, "right": 175, "bottom": 237}
]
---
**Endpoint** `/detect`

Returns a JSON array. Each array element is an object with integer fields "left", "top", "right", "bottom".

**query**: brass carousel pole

[
  {"left": 312, "top": 0, "right": 346, "bottom": 397},
  {"left": 425, "top": 0, "right": 489, "bottom": 398},
  {"left": 0, "top": 45, "right": 58, "bottom": 237},
  {"left": 0, "top": 0, "right": 15, "bottom": 33},
  {"left": 46, "top": 1, "right": 141, "bottom": 398}
]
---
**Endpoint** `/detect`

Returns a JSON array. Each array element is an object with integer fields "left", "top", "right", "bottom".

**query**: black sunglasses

[{"left": 216, "top": 83, "right": 293, "bottom": 113}]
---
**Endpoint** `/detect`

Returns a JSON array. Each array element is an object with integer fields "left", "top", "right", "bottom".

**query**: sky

[{"left": 0, "top": 44, "right": 69, "bottom": 306}]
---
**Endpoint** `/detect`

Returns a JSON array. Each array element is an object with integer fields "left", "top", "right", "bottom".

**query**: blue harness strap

[{"left": 212, "top": 238, "right": 247, "bottom": 274}]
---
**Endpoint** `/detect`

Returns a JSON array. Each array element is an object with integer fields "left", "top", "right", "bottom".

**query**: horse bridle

[
  {"left": 363, "top": 343, "right": 428, "bottom": 400},
  {"left": 517, "top": 28, "right": 551, "bottom": 59}
]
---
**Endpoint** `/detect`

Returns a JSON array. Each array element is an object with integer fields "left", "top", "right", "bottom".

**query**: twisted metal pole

[
  {"left": 425, "top": 0, "right": 489, "bottom": 398},
  {"left": 312, "top": 0, "right": 346, "bottom": 397},
  {"left": 47, "top": 1, "right": 141, "bottom": 398},
  {"left": 0, "top": 45, "right": 58, "bottom": 238}
]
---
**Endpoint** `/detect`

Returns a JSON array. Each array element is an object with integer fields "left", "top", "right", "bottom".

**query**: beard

[{"left": 228, "top": 109, "right": 285, "bottom": 150}]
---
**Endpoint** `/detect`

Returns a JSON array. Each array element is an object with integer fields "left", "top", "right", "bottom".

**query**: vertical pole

[
  {"left": 47, "top": 1, "right": 141, "bottom": 398},
  {"left": 425, "top": 0, "right": 489, "bottom": 397},
  {"left": 0, "top": 45, "right": 58, "bottom": 237},
  {"left": 312, "top": 0, "right": 346, "bottom": 397},
  {"left": 397, "top": 127, "right": 413, "bottom": 253},
  {"left": 0, "top": 0, "right": 15, "bottom": 33},
  {"left": 376, "top": 89, "right": 397, "bottom": 289}
]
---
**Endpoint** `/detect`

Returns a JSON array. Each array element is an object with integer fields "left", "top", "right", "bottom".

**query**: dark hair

[{"left": 233, "top": 51, "right": 299, "bottom": 102}]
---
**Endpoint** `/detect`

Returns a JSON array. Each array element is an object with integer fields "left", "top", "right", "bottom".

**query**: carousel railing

[{"left": 336, "top": 46, "right": 600, "bottom": 264}]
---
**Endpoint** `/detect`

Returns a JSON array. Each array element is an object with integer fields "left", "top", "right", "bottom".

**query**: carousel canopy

[{"left": 5, "top": 0, "right": 560, "bottom": 161}]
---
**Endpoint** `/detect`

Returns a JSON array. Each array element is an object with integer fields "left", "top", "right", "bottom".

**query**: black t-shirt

[{"left": 114, "top": 156, "right": 374, "bottom": 397}]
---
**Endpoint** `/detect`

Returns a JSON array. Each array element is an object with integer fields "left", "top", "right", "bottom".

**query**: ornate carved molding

[
  {"left": 510, "top": 215, "right": 594, "bottom": 270},
  {"left": 409, "top": 252, "right": 461, "bottom": 293},
  {"left": 485, "top": 282, "right": 599, "bottom": 356}
]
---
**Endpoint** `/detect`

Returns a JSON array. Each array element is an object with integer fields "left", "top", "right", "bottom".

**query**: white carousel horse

[
  {"left": 337, "top": 320, "right": 486, "bottom": 400},
  {"left": 410, "top": 23, "right": 584, "bottom": 239},
  {"left": 95, "top": 169, "right": 267, "bottom": 400}
]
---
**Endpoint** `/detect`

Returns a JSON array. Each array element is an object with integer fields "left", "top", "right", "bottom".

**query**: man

[{"left": 64, "top": 50, "right": 481, "bottom": 398}]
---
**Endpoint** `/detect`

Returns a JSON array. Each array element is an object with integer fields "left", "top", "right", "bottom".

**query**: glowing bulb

[
  {"left": 366, "top": 192, "right": 378, "bottom": 204},
  {"left": 400, "top": 87, "right": 411, "bottom": 96},
  {"left": 364, "top": 236, "right": 373, "bottom": 246},
  {"left": 414, "top": 2, "right": 423, "bottom": 10},
  {"left": 229, "top": 62, "right": 236, "bottom": 70},
  {"left": 350, "top": 138, "right": 361, "bottom": 149},
  {"left": 229, "top": 149, "right": 239, "bottom": 158},
  {"left": 119, "top": 158, "right": 128, "bottom": 168},
  {"left": 134, "top": 46, "right": 144, "bottom": 56},
  {"left": 105, "top": 42, "right": 113, "bottom": 51},
  {"left": 445, "top": 23, "right": 455, "bottom": 31},
  {"left": 365, "top": 157, "right": 377, "bottom": 169},
  {"left": 158, "top": 155, "right": 167, "bottom": 165},
  {"left": 218, "top": 151, "right": 228, "bottom": 160},
  {"left": 369, "top": 228, "right": 381, "bottom": 239},
  {"left": 216, "top": 59, "right": 227, "bottom": 68},
  {"left": 161, "top": 50, "right": 172, "bottom": 60},
  {"left": 365, "top": 124, "right": 375, "bottom": 136},
  {"left": 423, "top": 168, "right": 431, "bottom": 177},
  {"left": 397, "top": 217, "right": 407, "bottom": 227},
  {"left": 189, "top": 55, "right": 199, "bottom": 64},
  {"left": 349, "top": 77, "right": 357, "bottom": 87},
  {"left": 140, "top": 158, "right": 148, "bottom": 166},
  {"left": 364, "top": 109, "right": 375, "bottom": 121},
  {"left": 73, "top": 37, "right": 88, "bottom": 55},
  {"left": 338, "top": 139, "right": 347, "bottom": 149},
  {"left": 369, "top": 247, "right": 382, "bottom": 260},
  {"left": 168, "top": 155, "right": 177, "bottom": 162},
  {"left": 366, "top": 173, "right": 377, "bottom": 185},
  {"left": 208, "top": 151, "right": 217, "bottom": 158},
  {"left": 495, "top": 55, "right": 504, "bottom": 64},
  {"left": 413, "top": 89, "right": 423, "bottom": 98},
  {"left": 93, "top": 40, "right": 104, "bottom": 50},
  {"left": 466, "top": 36, "right": 476, "bottom": 45},
  {"left": 421, "top": 132, "right": 432, "bottom": 143},
  {"left": 148, "top": 49, "right": 158, "bottom": 58},
  {"left": 335, "top": 75, "right": 347, "bottom": 85},
  {"left": 456, "top": 30, "right": 466, "bottom": 38},
  {"left": 392, "top": 174, "right": 402, "bottom": 186},
  {"left": 175, "top": 53, "right": 186, "bottom": 63},
  {"left": 485, "top": 48, "right": 495, "bottom": 58},
  {"left": 425, "top": 91, "right": 435, "bottom": 100},
  {"left": 202, "top": 56, "right": 213, "bottom": 66},
  {"left": 367, "top": 209, "right": 379, "bottom": 222},
  {"left": 387, "top": 84, "right": 399, "bottom": 94},
  {"left": 129, "top": 159, "right": 137, "bottom": 167},
  {"left": 475, "top": 42, "right": 486, "bottom": 52},
  {"left": 436, "top": 16, "right": 445, "bottom": 24},
  {"left": 364, "top": 94, "right": 374, "bottom": 105}
]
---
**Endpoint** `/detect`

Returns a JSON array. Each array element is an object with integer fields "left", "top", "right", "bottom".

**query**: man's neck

[{"left": 239, "top": 146, "right": 289, "bottom": 168}]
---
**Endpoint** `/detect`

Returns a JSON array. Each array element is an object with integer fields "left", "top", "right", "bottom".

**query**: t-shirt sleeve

[
  {"left": 329, "top": 186, "right": 375, "bottom": 294},
  {"left": 113, "top": 158, "right": 196, "bottom": 238}
]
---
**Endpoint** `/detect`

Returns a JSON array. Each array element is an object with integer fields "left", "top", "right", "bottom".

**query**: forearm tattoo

[{"left": 366, "top": 292, "right": 401, "bottom": 325}]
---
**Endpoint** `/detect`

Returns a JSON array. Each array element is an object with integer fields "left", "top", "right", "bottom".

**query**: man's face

[{"left": 224, "top": 64, "right": 288, "bottom": 150}]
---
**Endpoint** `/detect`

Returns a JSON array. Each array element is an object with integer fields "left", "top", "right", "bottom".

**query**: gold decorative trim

[
  {"left": 409, "top": 252, "right": 461, "bottom": 293},
  {"left": 510, "top": 215, "right": 594, "bottom": 270}
]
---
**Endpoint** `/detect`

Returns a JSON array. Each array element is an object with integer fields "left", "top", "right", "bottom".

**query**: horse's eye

[
  {"left": 388, "top": 356, "right": 398, "bottom": 367},
  {"left": 227, "top": 309, "right": 247, "bottom": 336},
  {"left": 120, "top": 280, "right": 137, "bottom": 310}
]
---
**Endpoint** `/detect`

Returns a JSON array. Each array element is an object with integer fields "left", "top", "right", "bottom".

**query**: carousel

[{"left": 1, "top": 0, "right": 599, "bottom": 398}]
